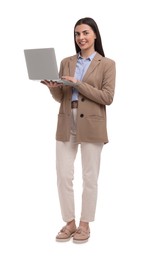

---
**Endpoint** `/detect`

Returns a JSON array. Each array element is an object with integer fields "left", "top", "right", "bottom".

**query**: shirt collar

[{"left": 77, "top": 52, "right": 96, "bottom": 61}]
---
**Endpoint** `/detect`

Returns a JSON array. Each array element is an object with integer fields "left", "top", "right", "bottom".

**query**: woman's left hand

[{"left": 62, "top": 76, "right": 77, "bottom": 84}]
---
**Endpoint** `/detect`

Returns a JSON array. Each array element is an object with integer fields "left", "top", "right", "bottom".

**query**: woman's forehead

[{"left": 75, "top": 24, "right": 92, "bottom": 32}]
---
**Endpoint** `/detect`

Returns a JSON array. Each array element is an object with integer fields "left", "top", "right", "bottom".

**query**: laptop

[{"left": 24, "top": 47, "right": 76, "bottom": 86}]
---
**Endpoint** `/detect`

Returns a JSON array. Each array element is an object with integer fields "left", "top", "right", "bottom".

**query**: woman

[{"left": 41, "top": 17, "right": 116, "bottom": 243}]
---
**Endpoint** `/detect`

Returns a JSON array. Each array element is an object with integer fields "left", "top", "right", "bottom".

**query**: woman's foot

[
  {"left": 73, "top": 221, "right": 90, "bottom": 243},
  {"left": 56, "top": 220, "right": 77, "bottom": 242}
]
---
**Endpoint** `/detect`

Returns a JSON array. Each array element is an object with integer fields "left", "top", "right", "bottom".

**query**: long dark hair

[{"left": 74, "top": 17, "right": 105, "bottom": 57}]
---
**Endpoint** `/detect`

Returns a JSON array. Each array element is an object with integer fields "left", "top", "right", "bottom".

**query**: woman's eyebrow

[{"left": 75, "top": 30, "right": 90, "bottom": 34}]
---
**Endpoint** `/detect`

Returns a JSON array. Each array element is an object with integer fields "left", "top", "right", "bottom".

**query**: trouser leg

[
  {"left": 56, "top": 109, "right": 78, "bottom": 222},
  {"left": 80, "top": 142, "right": 104, "bottom": 222}
]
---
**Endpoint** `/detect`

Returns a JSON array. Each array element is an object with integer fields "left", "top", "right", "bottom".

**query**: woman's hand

[
  {"left": 40, "top": 80, "right": 63, "bottom": 89},
  {"left": 61, "top": 76, "right": 77, "bottom": 84}
]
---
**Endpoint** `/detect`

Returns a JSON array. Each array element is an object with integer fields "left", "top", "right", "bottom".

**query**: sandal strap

[
  {"left": 75, "top": 227, "right": 90, "bottom": 235},
  {"left": 58, "top": 225, "right": 75, "bottom": 236}
]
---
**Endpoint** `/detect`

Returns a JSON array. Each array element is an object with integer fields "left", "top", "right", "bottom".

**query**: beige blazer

[{"left": 50, "top": 52, "right": 116, "bottom": 143}]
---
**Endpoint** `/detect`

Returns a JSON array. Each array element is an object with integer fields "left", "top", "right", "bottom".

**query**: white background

[{"left": 0, "top": 0, "right": 153, "bottom": 259}]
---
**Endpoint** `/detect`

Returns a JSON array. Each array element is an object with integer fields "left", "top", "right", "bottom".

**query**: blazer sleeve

[
  {"left": 49, "top": 86, "right": 64, "bottom": 103},
  {"left": 75, "top": 59, "right": 116, "bottom": 105}
]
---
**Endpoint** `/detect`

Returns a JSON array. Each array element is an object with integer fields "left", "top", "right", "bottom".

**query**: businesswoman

[{"left": 41, "top": 17, "right": 116, "bottom": 243}]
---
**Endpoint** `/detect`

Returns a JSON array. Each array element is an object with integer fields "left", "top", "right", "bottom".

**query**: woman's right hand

[{"left": 40, "top": 80, "right": 63, "bottom": 89}]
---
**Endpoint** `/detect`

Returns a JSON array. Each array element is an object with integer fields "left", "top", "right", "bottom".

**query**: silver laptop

[{"left": 24, "top": 47, "right": 76, "bottom": 86}]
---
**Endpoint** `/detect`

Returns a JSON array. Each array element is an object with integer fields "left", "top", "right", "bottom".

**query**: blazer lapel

[
  {"left": 67, "top": 53, "right": 102, "bottom": 80},
  {"left": 82, "top": 53, "right": 102, "bottom": 81}
]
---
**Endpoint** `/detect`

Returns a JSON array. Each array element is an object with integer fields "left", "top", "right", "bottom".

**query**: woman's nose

[{"left": 79, "top": 33, "right": 84, "bottom": 39}]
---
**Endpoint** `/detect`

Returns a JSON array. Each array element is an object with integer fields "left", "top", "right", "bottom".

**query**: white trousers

[{"left": 56, "top": 109, "right": 104, "bottom": 222}]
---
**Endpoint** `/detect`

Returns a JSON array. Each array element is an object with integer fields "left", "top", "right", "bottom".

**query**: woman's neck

[{"left": 80, "top": 49, "right": 95, "bottom": 59}]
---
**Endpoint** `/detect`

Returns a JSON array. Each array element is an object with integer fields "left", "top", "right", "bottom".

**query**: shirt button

[{"left": 80, "top": 114, "right": 84, "bottom": 118}]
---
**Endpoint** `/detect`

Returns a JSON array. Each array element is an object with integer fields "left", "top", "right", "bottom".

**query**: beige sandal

[
  {"left": 73, "top": 227, "right": 90, "bottom": 243},
  {"left": 56, "top": 224, "right": 77, "bottom": 242}
]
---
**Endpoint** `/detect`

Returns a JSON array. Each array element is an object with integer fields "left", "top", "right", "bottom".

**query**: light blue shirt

[{"left": 71, "top": 52, "right": 96, "bottom": 101}]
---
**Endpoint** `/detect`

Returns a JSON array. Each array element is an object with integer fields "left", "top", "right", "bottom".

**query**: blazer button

[
  {"left": 81, "top": 98, "right": 85, "bottom": 102},
  {"left": 80, "top": 114, "right": 84, "bottom": 118}
]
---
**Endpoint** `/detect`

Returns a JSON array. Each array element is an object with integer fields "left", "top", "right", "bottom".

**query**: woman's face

[{"left": 74, "top": 24, "right": 96, "bottom": 52}]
